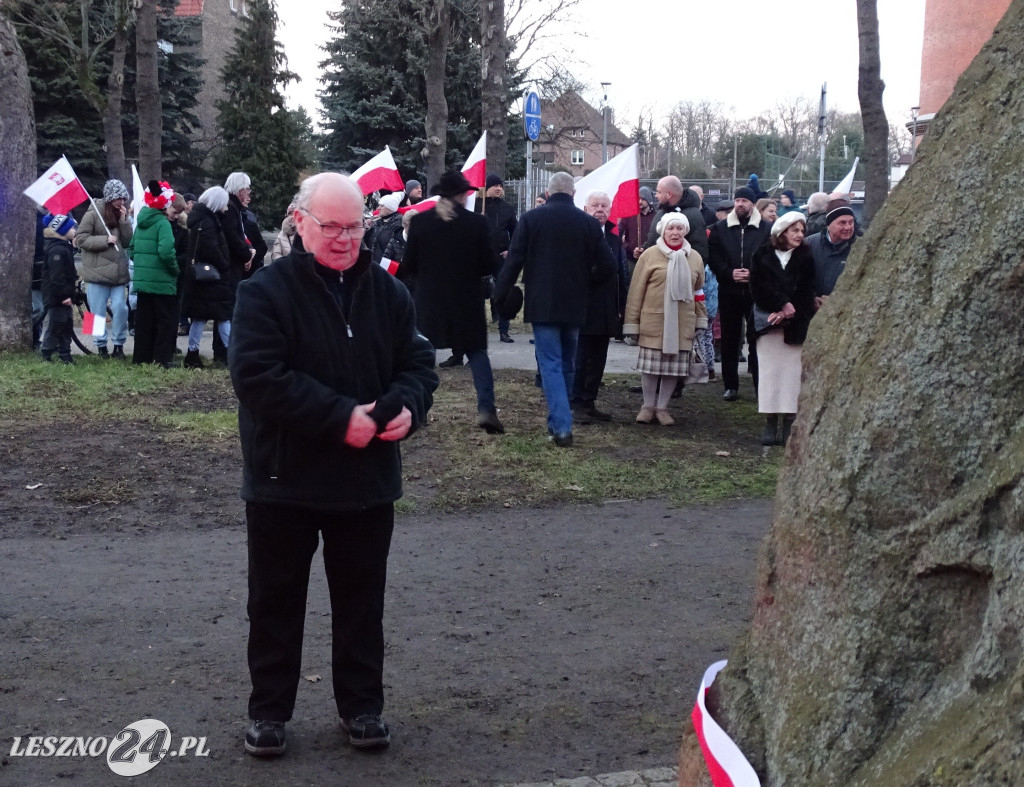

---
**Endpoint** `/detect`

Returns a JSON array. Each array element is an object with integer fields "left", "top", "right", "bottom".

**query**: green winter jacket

[{"left": 129, "top": 207, "right": 179, "bottom": 295}]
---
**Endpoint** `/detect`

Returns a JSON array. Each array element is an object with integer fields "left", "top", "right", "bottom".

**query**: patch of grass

[{"left": 158, "top": 410, "right": 239, "bottom": 441}]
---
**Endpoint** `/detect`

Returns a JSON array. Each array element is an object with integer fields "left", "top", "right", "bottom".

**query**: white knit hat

[{"left": 378, "top": 193, "right": 402, "bottom": 213}]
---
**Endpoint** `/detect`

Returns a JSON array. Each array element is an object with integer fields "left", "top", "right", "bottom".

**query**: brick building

[
  {"left": 915, "top": 0, "right": 1010, "bottom": 143},
  {"left": 173, "top": 0, "right": 247, "bottom": 164},
  {"left": 532, "top": 90, "right": 632, "bottom": 177}
]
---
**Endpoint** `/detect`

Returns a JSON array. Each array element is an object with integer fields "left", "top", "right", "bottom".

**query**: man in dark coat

[
  {"left": 401, "top": 170, "right": 504, "bottom": 434},
  {"left": 229, "top": 172, "right": 438, "bottom": 758},
  {"left": 482, "top": 174, "right": 518, "bottom": 343},
  {"left": 492, "top": 171, "right": 617, "bottom": 447},
  {"left": 805, "top": 202, "right": 858, "bottom": 304},
  {"left": 645, "top": 175, "right": 708, "bottom": 264},
  {"left": 708, "top": 186, "right": 773, "bottom": 400},
  {"left": 571, "top": 190, "right": 628, "bottom": 422}
]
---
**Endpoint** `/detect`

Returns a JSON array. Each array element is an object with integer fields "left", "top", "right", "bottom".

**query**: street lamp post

[
  {"left": 600, "top": 82, "right": 611, "bottom": 164},
  {"left": 910, "top": 106, "right": 921, "bottom": 162}
]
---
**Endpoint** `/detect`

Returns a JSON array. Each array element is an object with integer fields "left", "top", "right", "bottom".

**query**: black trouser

[
  {"left": 571, "top": 333, "right": 611, "bottom": 408},
  {"left": 40, "top": 305, "right": 72, "bottom": 358},
  {"left": 246, "top": 501, "right": 395, "bottom": 722},
  {"left": 718, "top": 288, "right": 758, "bottom": 392},
  {"left": 132, "top": 293, "right": 179, "bottom": 365}
]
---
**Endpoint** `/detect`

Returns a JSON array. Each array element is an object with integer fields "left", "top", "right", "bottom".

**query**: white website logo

[{"left": 9, "top": 718, "right": 209, "bottom": 777}]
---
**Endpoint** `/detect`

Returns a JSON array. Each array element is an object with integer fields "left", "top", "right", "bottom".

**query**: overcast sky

[{"left": 279, "top": 0, "right": 927, "bottom": 133}]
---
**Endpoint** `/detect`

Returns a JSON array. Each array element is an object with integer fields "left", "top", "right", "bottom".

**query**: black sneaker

[
  {"left": 499, "top": 333, "right": 514, "bottom": 343},
  {"left": 340, "top": 714, "right": 391, "bottom": 749},
  {"left": 111, "top": 346, "right": 126, "bottom": 360},
  {"left": 245, "top": 720, "right": 286, "bottom": 756},
  {"left": 723, "top": 389, "right": 738, "bottom": 402},
  {"left": 97, "top": 347, "right": 110, "bottom": 358},
  {"left": 438, "top": 355, "right": 464, "bottom": 368},
  {"left": 584, "top": 407, "right": 612, "bottom": 422}
]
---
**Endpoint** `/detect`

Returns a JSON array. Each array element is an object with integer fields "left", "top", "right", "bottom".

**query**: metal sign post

[{"left": 524, "top": 87, "right": 541, "bottom": 206}]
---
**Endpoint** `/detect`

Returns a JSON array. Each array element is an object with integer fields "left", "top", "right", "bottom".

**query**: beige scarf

[{"left": 655, "top": 237, "right": 694, "bottom": 355}]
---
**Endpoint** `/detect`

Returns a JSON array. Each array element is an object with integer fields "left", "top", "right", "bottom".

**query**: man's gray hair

[
  {"left": 198, "top": 186, "right": 229, "bottom": 213},
  {"left": 806, "top": 191, "right": 830, "bottom": 214},
  {"left": 585, "top": 190, "right": 611, "bottom": 205},
  {"left": 548, "top": 171, "right": 575, "bottom": 195},
  {"left": 223, "top": 171, "right": 251, "bottom": 195}
]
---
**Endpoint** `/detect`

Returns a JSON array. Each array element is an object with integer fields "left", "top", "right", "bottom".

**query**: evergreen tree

[
  {"left": 318, "top": 0, "right": 491, "bottom": 185},
  {"left": 213, "top": 0, "right": 311, "bottom": 224}
]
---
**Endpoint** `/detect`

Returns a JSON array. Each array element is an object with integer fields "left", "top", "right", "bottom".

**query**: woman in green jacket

[{"left": 128, "top": 181, "right": 180, "bottom": 367}]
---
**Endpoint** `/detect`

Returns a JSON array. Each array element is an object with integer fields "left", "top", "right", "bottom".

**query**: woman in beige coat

[{"left": 623, "top": 213, "right": 704, "bottom": 425}]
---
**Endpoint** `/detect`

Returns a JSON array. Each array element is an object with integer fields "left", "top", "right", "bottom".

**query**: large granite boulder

[{"left": 680, "top": 2, "right": 1024, "bottom": 784}]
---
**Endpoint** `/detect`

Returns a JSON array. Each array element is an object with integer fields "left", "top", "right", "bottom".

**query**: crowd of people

[{"left": 33, "top": 171, "right": 268, "bottom": 369}]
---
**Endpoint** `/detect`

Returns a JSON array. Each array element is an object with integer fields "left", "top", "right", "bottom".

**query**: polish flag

[
  {"left": 572, "top": 144, "right": 641, "bottom": 229},
  {"left": 834, "top": 157, "right": 859, "bottom": 196},
  {"left": 379, "top": 256, "right": 400, "bottom": 276},
  {"left": 23, "top": 156, "right": 90, "bottom": 216},
  {"left": 351, "top": 147, "right": 405, "bottom": 195},
  {"left": 692, "top": 661, "right": 761, "bottom": 787},
  {"left": 398, "top": 195, "right": 440, "bottom": 215},
  {"left": 130, "top": 165, "right": 145, "bottom": 232},
  {"left": 461, "top": 132, "right": 487, "bottom": 189},
  {"left": 81, "top": 312, "right": 107, "bottom": 338}
]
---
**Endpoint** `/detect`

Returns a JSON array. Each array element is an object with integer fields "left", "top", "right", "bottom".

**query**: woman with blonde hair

[{"left": 623, "top": 213, "right": 704, "bottom": 426}]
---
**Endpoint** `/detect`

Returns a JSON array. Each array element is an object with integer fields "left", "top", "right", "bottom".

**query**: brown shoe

[
  {"left": 635, "top": 406, "right": 655, "bottom": 424},
  {"left": 654, "top": 409, "right": 675, "bottom": 426}
]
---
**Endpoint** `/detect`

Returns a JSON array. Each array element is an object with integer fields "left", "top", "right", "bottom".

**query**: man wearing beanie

[
  {"left": 482, "top": 174, "right": 518, "bottom": 342},
  {"left": 805, "top": 201, "right": 857, "bottom": 304},
  {"left": 708, "top": 186, "right": 772, "bottom": 401},
  {"left": 400, "top": 180, "right": 423, "bottom": 208}
]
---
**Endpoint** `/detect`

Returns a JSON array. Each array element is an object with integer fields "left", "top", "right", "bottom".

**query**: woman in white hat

[
  {"left": 622, "top": 213, "right": 705, "bottom": 426},
  {"left": 748, "top": 211, "right": 817, "bottom": 446}
]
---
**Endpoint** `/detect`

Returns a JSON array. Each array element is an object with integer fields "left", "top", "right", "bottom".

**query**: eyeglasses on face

[{"left": 301, "top": 210, "right": 366, "bottom": 239}]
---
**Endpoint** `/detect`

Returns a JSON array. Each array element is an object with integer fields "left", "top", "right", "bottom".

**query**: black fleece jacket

[{"left": 229, "top": 243, "right": 438, "bottom": 512}]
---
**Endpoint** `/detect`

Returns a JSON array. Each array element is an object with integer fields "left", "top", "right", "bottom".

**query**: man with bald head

[
  {"left": 230, "top": 172, "right": 438, "bottom": 757},
  {"left": 645, "top": 175, "right": 708, "bottom": 264}
]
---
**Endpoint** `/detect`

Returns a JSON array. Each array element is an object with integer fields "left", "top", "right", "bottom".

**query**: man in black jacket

[
  {"left": 571, "top": 190, "right": 628, "bottom": 422},
  {"left": 492, "top": 172, "right": 617, "bottom": 447},
  {"left": 482, "top": 174, "right": 518, "bottom": 342},
  {"left": 708, "top": 187, "right": 773, "bottom": 400},
  {"left": 230, "top": 172, "right": 438, "bottom": 758}
]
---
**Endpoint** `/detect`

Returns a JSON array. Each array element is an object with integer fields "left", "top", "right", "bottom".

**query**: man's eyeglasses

[{"left": 301, "top": 210, "right": 366, "bottom": 240}]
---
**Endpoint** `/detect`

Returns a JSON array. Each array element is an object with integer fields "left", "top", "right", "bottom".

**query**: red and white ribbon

[{"left": 691, "top": 661, "right": 760, "bottom": 787}]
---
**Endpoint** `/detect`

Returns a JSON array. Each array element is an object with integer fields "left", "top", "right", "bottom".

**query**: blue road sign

[{"left": 524, "top": 90, "right": 541, "bottom": 141}]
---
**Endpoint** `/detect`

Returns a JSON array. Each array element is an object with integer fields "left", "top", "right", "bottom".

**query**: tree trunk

[
  {"left": 856, "top": 0, "right": 888, "bottom": 226},
  {"left": 421, "top": 0, "right": 449, "bottom": 190},
  {"left": 135, "top": 0, "right": 162, "bottom": 180},
  {"left": 0, "top": 12, "right": 38, "bottom": 350},
  {"left": 103, "top": 19, "right": 130, "bottom": 183},
  {"left": 481, "top": 0, "right": 507, "bottom": 178}
]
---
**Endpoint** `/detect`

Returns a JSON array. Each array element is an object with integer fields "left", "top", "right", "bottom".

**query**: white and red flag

[
  {"left": 23, "top": 156, "right": 90, "bottom": 216},
  {"left": 351, "top": 147, "right": 405, "bottom": 195},
  {"left": 379, "top": 256, "right": 400, "bottom": 276},
  {"left": 461, "top": 132, "right": 487, "bottom": 189},
  {"left": 398, "top": 195, "right": 440, "bottom": 215},
  {"left": 572, "top": 143, "right": 640, "bottom": 229},
  {"left": 81, "top": 312, "right": 107, "bottom": 338},
  {"left": 692, "top": 661, "right": 761, "bottom": 787}
]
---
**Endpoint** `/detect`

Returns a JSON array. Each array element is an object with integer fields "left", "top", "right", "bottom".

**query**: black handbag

[
  {"left": 192, "top": 262, "right": 221, "bottom": 282},
  {"left": 188, "top": 228, "right": 221, "bottom": 282}
]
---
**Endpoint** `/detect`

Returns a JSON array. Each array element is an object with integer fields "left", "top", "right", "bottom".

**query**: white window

[{"left": 571, "top": 150, "right": 584, "bottom": 166}]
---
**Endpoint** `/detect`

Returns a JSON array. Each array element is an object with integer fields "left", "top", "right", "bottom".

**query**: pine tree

[
  {"left": 318, "top": 0, "right": 488, "bottom": 186},
  {"left": 213, "top": 0, "right": 311, "bottom": 225}
]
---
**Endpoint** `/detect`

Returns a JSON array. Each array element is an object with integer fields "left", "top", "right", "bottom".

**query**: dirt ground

[{"left": 1, "top": 378, "right": 773, "bottom": 786}]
